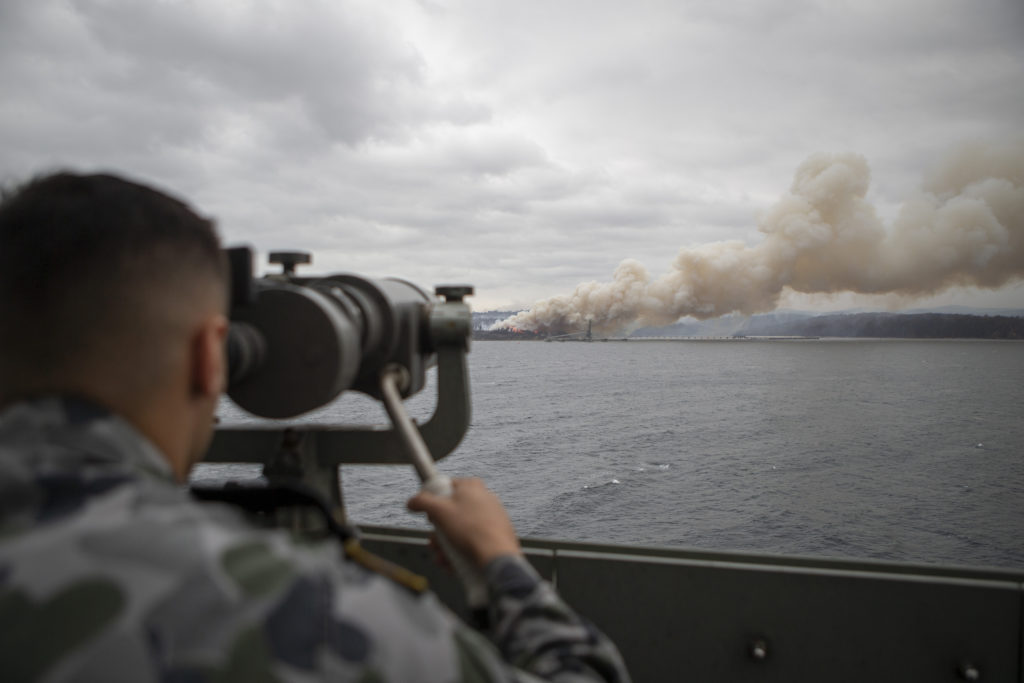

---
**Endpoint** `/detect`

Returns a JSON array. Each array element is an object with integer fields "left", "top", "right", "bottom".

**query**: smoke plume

[{"left": 498, "top": 141, "right": 1024, "bottom": 335}]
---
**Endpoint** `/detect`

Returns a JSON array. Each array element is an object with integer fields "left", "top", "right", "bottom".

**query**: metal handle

[{"left": 379, "top": 368, "right": 488, "bottom": 610}]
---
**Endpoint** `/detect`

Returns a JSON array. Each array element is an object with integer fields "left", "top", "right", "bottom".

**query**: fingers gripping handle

[
  {"left": 379, "top": 368, "right": 488, "bottom": 610},
  {"left": 420, "top": 474, "right": 489, "bottom": 609}
]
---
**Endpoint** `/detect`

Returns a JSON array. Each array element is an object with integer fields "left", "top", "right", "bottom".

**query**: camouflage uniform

[{"left": 0, "top": 397, "right": 630, "bottom": 682}]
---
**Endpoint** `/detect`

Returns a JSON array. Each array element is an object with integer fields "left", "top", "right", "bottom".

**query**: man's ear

[{"left": 190, "top": 313, "right": 229, "bottom": 399}]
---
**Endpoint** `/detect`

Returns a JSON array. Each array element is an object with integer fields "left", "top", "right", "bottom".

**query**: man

[{"left": 0, "top": 173, "right": 630, "bottom": 682}]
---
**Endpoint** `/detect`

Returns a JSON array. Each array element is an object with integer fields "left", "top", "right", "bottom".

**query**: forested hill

[{"left": 740, "top": 313, "right": 1024, "bottom": 339}]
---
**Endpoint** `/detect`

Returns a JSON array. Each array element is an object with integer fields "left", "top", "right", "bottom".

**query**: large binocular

[{"left": 224, "top": 248, "right": 471, "bottom": 419}]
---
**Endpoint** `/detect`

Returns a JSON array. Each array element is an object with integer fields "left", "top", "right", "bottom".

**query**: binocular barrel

[{"left": 225, "top": 264, "right": 435, "bottom": 419}]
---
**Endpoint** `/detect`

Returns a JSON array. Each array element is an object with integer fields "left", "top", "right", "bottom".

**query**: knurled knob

[
  {"left": 269, "top": 251, "right": 312, "bottom": 275},
  {"left": 435, "top": 285, "right": 474, "bottom": 302}
]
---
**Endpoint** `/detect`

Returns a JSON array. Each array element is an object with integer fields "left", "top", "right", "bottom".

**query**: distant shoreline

[
  {"left": 473, "top": 312, "right": 1024, "bottom": 341},
  {"left": 472, "top": 336, "right": 1024, "bottom": 342}
]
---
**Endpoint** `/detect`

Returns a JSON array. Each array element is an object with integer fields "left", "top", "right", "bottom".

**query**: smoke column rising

[{"left": 497, "top": 141, "right": 1024, "bottom": 335}]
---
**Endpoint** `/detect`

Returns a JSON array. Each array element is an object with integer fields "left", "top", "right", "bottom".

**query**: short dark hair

[{"left": 0, "top": 172, "right": 226, "bottom": 392}]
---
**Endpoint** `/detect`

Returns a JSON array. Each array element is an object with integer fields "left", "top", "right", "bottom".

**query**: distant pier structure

[{"left": 546, "top": 319, "right": 595, "bottom": 342}]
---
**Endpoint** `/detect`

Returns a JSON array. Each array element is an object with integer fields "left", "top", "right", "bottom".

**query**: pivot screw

[{"left": 435, "top": 285, "right": 474, "bottom": 302}]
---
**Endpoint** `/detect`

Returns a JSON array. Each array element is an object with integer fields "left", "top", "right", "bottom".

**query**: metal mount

[{"left": 203, "top": 294, "right": 472, "bottom": 514}]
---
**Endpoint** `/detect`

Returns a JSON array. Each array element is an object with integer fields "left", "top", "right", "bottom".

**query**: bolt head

[
  {"left": 749, "top": 639, "right": 769, "bottom": 661},
  {"left": 960, "top": 663, "right": 980, "bottom": 681}
]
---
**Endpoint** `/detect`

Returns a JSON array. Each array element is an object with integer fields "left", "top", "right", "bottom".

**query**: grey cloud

[
  {"left": 0, "top": 0, "right": 491, "bottom": 189},
  {"left": 2, "top": 0, "right": 1022, "bottom": 313},
  {"left": 68, "top": 0, "right": 442, "bottom": 143}
]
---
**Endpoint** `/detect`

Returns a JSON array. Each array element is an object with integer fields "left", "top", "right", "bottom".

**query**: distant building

[{"left": 471, "top": 311, "right": 519, "bottom": 331}]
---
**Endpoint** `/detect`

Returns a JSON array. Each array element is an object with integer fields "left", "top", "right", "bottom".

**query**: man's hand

[{"left": 407, "top": 477, "right": 521, "bottom": 569}]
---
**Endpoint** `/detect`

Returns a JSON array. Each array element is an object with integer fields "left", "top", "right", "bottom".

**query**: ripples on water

[{"left": 199, "top": 339, "right": 1024, "bottom": 569}]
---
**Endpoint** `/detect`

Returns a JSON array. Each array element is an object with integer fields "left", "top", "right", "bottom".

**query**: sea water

[{"left": 198, "top": 339, "right": 1024, "bottom": 569}]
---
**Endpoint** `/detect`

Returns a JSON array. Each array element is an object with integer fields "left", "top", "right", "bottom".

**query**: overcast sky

[{"left": 2, "top": 0, "right": 1022, "bottom": 312}]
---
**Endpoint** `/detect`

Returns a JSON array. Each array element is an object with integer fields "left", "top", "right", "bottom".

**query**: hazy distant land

[{"left": 472, "top": 309, "right": 1024, "bottom": 341}]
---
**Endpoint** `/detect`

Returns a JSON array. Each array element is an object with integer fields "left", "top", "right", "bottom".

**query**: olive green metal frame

[{"left": 360, "top": 525, "right": 1024, "bottom": 683}]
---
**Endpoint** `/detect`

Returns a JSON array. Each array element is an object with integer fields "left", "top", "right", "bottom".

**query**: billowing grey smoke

[{"left": 498, "top": 141, "right": 1024, "bottom": 334}]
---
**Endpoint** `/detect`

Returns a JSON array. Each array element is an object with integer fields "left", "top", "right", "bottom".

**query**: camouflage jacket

[{"left": 0, "top": 398, "right": 629, "bottom": 682}]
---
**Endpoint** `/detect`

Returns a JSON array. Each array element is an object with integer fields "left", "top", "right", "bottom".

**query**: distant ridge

[
  {"left": 737, "top": 312, "right": 1024, "bottom": 339},
  {"left": 627, "top": 308, "right": 1024, "bottom": 339},
  {"left": 472, "top": 309, "right": 1024, "bottom": 340},
  {"left": 899, "top": 305, "right": 1024, "bottom": 317}
]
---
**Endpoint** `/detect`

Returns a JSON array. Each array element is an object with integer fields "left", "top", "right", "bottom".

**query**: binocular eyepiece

[{"left": 225, "top": 248, "right": 465, "bottom": 419}]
